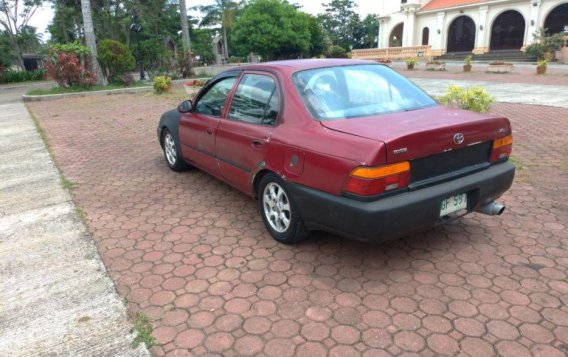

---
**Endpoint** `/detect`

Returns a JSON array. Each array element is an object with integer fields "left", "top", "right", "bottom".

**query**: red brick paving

[{"left": 27, "top": 92, "right": 568, "bottom": 356}]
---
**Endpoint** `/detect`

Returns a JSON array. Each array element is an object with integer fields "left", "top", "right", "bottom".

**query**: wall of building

[{"left": 378, "top": 0, "right": 568, "bottom": 54}]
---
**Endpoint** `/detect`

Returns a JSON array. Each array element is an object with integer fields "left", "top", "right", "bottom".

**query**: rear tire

[
  {"left": 162, "top": 129, "right": 189, "bottom": 172},
  {"left": 258, "top": 173, "right": 309, "bottom": 244}
]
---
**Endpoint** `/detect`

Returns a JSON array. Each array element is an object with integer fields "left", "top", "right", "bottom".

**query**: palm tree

[
  {"left": 198, "top": 0, "right": 239, "bottom": 59},
  {"left": 80, "top": 0, "right": 106, "bottom": 85},
  {"left": 179, "top": 0, "right": 191, "bottom": 54}
]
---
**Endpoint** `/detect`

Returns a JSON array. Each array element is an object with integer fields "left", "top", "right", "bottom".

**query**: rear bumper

[{"left": 287, "top": 162, "right": 515, "bottom": 242}]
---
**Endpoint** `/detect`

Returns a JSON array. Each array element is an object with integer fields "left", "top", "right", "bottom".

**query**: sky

[{"left": 28, "top": 0, "right": 379, "bottom": 39}]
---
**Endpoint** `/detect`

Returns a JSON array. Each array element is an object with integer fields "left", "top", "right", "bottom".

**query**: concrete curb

[
  {"left": 21, "top": 78, "right": 212, "bottom": 102},
  {"left": 22, "top": 86, "right": 154, "bottom": 102}
]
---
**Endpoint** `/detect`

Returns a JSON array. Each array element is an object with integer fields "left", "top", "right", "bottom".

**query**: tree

[
  {"left": 179, "top": 0, "right": 191, "bottom": 54},
  {"left": 318, "top": 0, "right": 364, "bottom": 50},
  {"left": 307, "top": 15, "right": 327, "bottom": 58},
  {"left": 0, "top": 0, "right": 42, "bottom": 69},
  {"left": 197, "top": 0, "right": 240, "bottom": 59},
  {"left": 361, "top": 14, "right": 379, "bottom": 49},
  {"left": 232, "top": 0, "right": 311, "bottom": 60},
  {"left": 80, "top": 0, "right": 106, "bottom": 85},
  {"left": 0, "top": 30, "right": 13, "bottom": 67},
  {"left": 97, "top": 39, "right": 135, "bottom": 81},
  {"left": 48, "top": 0, "right": 85, "bottom": 44}
]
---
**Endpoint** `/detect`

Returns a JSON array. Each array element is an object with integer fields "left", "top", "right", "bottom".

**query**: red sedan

[{"left": 158, "top": 59, "right": 515, "bottom": 244}]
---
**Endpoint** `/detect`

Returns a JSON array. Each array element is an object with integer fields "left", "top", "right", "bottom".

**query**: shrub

[
  {"left": 153, "top": 76, "right": 172, "bottom": 94},
  {"left": 51, "top": 42, "right": 91, "bottom": 57},
  {"left": 45, "top": 43, "right": 96, "bottom": 88},
  {"left": 405, "top": 57, "right": 419, "bottom": 66},
  {"left": 0, "top": 69, "right": 45, "bottom": 83},
  {"left": 139, "top": 38, "right": 170, "bottom": 78},
  {"left": 97, "top": 39, "right": 135, "bottom": 82},
  {"left": 537, "top": 59, "right": 548, "bottom": 67},
  {"left": 525, "top": 29, "right": 565, "bottom": 59},
  {"left": 326, "top": 45, "right": 347, "bottom": 58},
  {"left": 525, "top": 43, "right": 544, "bottom": 58},
  {"left": 121, "top": 73, "right": 135, "bottom": 86},
  {"left": 438, "top": 85, "right": 494, "bottom": 113},
  {"left": 464, "top": 55, "right": 473, "bottom": 65},
  {"left": 227, "top": 56, "right": 243, "bottom": 64}
]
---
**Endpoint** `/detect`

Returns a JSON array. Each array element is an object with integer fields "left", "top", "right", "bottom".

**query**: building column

[
  {"left": 527, "top": 0, "right": 542, "bottom": 46},
  {"left": 402, "top": 3, "right": 421, "bottom": 47},
  {"left": 404, "top": 10, "right": 415, "bottom": 46},
  {"left": 433, "top": 11, "right": 446, "bottom": 55},
  {"left": 377, "top": 15, "right": 390, "bottom": 48},
  {"left": 474, "top": 5, "right": 489, "bottom": 54}
]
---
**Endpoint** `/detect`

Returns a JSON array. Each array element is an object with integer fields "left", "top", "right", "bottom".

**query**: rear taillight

[
  {"left": 490, "top": 135, "right": 513, "bottom": 162},
  {"left": 343, "top": 162, "right": 410, "bottom": 196}
]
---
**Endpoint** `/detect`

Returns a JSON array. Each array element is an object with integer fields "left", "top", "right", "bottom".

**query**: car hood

[{"left": 319, "top": 105, "right": 510, "bottom": 163}]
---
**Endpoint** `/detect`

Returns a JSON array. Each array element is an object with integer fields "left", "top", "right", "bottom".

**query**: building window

[{"left": 422, "top": 27, "right": 430, "bottom": 46}]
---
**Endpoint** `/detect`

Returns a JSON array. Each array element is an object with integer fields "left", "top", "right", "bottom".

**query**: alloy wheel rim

[
  {"left": 263, "top": 182, "right": 291, "bottom": 233},
  {"left": 164, "top": 133, "right": 177, "bottom": 165}
]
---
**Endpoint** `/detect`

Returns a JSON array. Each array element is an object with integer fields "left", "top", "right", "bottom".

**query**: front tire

[
  {"left": 162, "top": 129, "right": 189, "bottom": 172},
  {"left": 258, "top": 173, "right": 309, "bottom": 244}
]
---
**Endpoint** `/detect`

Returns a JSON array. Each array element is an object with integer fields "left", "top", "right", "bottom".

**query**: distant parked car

[{"left": 157, "top": 59, "right": 515, "bottom": 244}]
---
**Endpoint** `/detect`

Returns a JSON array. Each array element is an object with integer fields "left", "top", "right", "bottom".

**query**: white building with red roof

[{"left": 376, "top": 0, "right": 568, "bottom": 55}]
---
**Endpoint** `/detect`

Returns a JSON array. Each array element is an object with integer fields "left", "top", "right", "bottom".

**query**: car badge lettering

[
  {"left": 453, "top": 133, "right": 465, "bottom": 145},
  {"left": 393, "top": 148, "right": 408, "bottom": 155}
]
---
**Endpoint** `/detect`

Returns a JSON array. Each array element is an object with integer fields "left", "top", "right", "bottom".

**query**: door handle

[
  {"left": 251, "top": 140, "right": 264, "bottom": 149},
  {"left": 206, "top": 128, "right": 214, "bottom": 135}
]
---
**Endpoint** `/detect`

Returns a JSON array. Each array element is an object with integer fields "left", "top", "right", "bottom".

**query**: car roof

[{"left": 218, "top": 59, "right": 380, "bottom": 76}]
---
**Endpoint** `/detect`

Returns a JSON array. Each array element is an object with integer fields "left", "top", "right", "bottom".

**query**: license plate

[{"left": 440, "top": 193, "right": 467, "bottom": 217}]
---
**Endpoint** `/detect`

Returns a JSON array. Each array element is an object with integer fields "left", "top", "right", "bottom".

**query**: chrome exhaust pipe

[{"left": 475, "top": 201, "right": 505, "bottom": 216}]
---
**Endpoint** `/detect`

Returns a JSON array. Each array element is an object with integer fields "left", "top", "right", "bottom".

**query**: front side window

[
  {"left": 195, "top": 77, "right": 236, "bottom": 117},
  {"left": 228, "top": 74, "right": 278, "bottom": 125},
  {"left": 292, "top": 64, "right": 436, "bottom": 121}
]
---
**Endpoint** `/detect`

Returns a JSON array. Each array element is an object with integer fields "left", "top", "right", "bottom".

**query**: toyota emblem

[{"left": 453, "top": 133, "right": 464, "bottom": 145}]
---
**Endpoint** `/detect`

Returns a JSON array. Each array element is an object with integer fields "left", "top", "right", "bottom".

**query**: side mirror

[{"left": 178, "top": 100, "right": 193, "bottom": 113}]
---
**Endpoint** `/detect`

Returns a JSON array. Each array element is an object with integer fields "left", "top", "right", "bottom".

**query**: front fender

[{"left": 157, "top": 109, "right": 182, "bottom": 147}]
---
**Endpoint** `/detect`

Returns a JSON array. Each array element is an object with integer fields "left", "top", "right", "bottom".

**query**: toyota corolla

[{"left": 157, "top": 59, "right": 515, "bottom": 244}]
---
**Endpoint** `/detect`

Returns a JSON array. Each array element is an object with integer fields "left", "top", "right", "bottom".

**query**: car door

[
  {"left": 215, "top": 72, "right": 280, "bottom": 195},
  {"left": 179, "top": 76, "right": 237, "bottom": 174}
]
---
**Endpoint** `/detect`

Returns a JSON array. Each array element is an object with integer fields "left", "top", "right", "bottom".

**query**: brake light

[
  {"left": 490, "top": 135, "right": 513, "bottom": 162},
  {"left": 344, "top": 162, "right": 410, "bottom": 196}
]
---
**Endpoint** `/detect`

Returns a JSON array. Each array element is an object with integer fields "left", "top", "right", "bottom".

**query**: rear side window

[
  {"left": 228, "top": 74, "right": 278, "bottom": 125},
  {"left": 195, "top": 77, "right": 236, "bottom": 117}
]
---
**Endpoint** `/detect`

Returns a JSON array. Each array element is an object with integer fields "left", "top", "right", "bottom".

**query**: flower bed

[
  {"left": 487, "top": 61, "right": 514, "bottom": 73},
  {"left": 425, "top": 61, "right": 446, "bottom": 71}
]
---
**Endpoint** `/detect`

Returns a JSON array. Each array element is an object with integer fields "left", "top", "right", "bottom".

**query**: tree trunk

[
  {"left": 179, "top": 0, "right": 191, "bottom": 54},
  {"left": 8, "top": 32, "right": 25, "bottom": 70},
  {"left": 80, "top": 0, "right": 107, "bottom": 85},
  {"left": 223, "top": 25, "right": 229, "bottom": 59}
]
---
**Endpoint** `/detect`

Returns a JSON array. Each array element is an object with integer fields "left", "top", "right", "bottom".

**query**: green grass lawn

[{"left": 26, "top": 82, "right": 151, "bottom": 96}]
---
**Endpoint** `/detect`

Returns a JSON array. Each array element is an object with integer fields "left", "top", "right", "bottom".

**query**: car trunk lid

[{"left": 319, "top": 105, "right": 510, "bottom": 164}]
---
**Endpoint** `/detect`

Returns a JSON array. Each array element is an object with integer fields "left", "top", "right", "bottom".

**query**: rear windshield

[{"left": 292, "top": 64, "right": 437, "bottom": 121}]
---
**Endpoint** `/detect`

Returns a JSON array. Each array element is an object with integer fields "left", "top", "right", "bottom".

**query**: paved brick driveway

[{"left": 28, "top": 92, "right": 568, "bottom": 357}]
